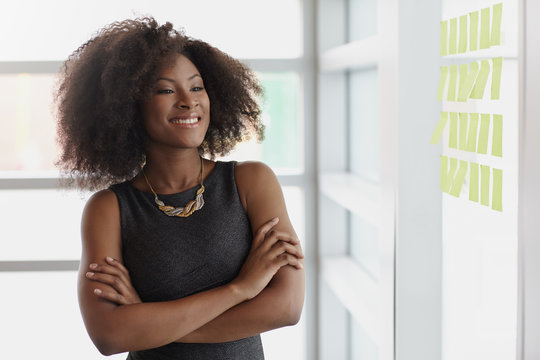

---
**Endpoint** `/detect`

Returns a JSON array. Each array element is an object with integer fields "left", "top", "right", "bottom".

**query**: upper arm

[
  {"left": 78, "top": 189, "right": 123, "bottom": 343},
  {"left": 235, "top": 161, "right": 305, "bottom": 319}
]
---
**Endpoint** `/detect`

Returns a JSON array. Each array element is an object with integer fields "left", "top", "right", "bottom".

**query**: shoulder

[
  {"left": 234, "top": 160, "right": 275, "bottom": 179},
  {"left": 82, "top": 189, "right": 120, "bottom": 228},
  {"left": 234, "top": 161, "right": 281, "bottom": 212}
]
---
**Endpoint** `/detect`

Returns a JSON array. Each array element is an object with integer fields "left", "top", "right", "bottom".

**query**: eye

[
  {"left": 157, "top": 89, "right": 174, "bottom": 94},
  {"left": 191, "top": 86, "right": 205, "bottom": 92}
]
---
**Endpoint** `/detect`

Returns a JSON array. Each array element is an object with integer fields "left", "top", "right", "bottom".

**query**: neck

[{"left": 143, "top": 148, "right": 203, "bottom": 194}]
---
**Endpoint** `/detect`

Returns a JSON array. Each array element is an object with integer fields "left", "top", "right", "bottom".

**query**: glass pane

[
  {"left": 349, "top": 69, "right": 378, "bottom": 182},
  {"left": 0, "top": 271, "right": 126, "bottom": 359},
  {"left": 0, "top": 189, "right": 89, "bottom": 261},
  {"left": 219, "top": 72, "right": 302, "bottom": 174},
  {"left": 440, "top": 1, "right": 518, "bottom": 359},
  {"left": 351, "top": 315, "right": 378, "bottom": 360},
  {"left": 0, "top": 0, "right": 302, "bottom": 61},
  {"left": 347, "top": 0, "right": 378, "bottom": 41},
  {"left": 349, "top": 212, "right": 379, "bottom": 279},
  {"left": 0, "top": 74, "right": 58, "bottom": 172}
]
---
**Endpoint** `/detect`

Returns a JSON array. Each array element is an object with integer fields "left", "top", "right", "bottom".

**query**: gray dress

[{"left": 110, "top": 161, "right": 264, "bottom": 360}]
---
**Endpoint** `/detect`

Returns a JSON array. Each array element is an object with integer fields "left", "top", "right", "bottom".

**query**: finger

[
  {"left": 93, "top": 288, "right": 128, "bottom": 305},
  {"left": 89, "top": 263, "right": 130, "bottom": 284},
  {"left": 253, "top": 217, "right": 279, "bottom": 243},
  {"left": 105, "top": 256, "right": 130, "bottom": 276},
  {"left": 86, "top": 272, "right": 130, "bottom": 295},
  {"left": 276, "top": 253, "right": 304, "bottom": 270},
  {"left": 262, "top": 230, "right": 299, "bottom": 249},
  {"left": 271, "top": 241, "right": 304, "bottom": 259}
]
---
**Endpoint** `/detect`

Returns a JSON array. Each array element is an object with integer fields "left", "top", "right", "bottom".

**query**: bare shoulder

[
  {"left": 81, "top": 189, "right": 121, "bottom": 255},
  {"left": 234, "top": 161, "right": 279, "bottom": 208},
  {"left": 234, "top": 160, "right": 275, "bottom": 182}
]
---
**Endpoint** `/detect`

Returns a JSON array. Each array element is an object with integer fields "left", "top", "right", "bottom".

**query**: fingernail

[
  {"left": 86, "top": 272, "right": 94, "bottom": 277},
  {"left": 89, "top": 263, "right": 97, "bottom": 269},
  {"left": 106, "top": 256, "right": 114, "bottom": 262},
  {"left": 272, "top": 217, "right": 279, "bottom": 223},
  {"left": 94, "top": 289, "right": 102, "bottom": 295}
]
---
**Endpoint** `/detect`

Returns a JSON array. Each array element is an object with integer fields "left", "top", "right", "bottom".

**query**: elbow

[
  {"left": 284, "top": 301, "right": 303, "bottom": 326},
  {"left": 93, "top": 336, "right": 124, "bottom": 356}
]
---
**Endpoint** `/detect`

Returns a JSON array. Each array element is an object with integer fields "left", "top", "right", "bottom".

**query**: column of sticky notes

[{"left": 432, "top": 3, "right": 503, "bottom": 212}]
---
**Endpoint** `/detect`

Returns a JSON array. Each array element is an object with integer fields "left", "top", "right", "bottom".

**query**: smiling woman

[{"left": 54, "top": 17, "right": 305, "bottom": 360}]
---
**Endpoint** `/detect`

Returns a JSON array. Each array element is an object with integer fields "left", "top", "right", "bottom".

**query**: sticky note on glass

[
  {"left": 458, "top": 15, "right": 468, "bottom": 53},
  {"left": 437, "top": 66, "right": 449, "bottom": 101},
  {"left": 469, "top": 162, "right": 479, "bottom": 202},
  {"left": 440, "top": 155, "right": 458, "bottom": 193},
  {"left": 449, "top": 17, "right": 458, "bottom": 54},
  {"left": 447, "top": 65, "right": 458, "bottom": 101},
  {"left": 492, "top": 168, "right": 503, "bottom": 212},
  {"left": 480, "top": 164, "right": 490, "bottom": 206},
  {"left": 492, "top": 114, "right": 503, "bottom": 157},
  {"left": 469, "top": 11, "right": 479, "bottom": 51},
  {"left": 449, "top": 112, "right": 458, "bottom": 148},
  {"left": 491, "top": 57, "right": 503, "bottom": 100},
  {"left": 470, "top": 60, "right": 490, "bottom": 99},
  {"left": 449, "top": 160, "right": 468, "bottom": 197},
  {"left": 458, "top": 62, "right": 479, "bottom": 102},
  {"left": 430, "top": 112, "right": 448, "bottom": 144},
  {"left": 480, "top": 7, "right": 491, "bottom": 49},
  {"left": 440, "top": 20, "right": 448, "bottom": 56},
  {"left": 459, "top": 112, "right": 479, "bottom": 152},
  {"left": 491, "top": 3, "right": 503, "bottom": 46},
  {"left": 477, "top": 114, "right": 490, "bottom": 154}
]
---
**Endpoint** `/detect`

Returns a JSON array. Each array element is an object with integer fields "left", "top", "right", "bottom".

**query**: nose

[{"left": 174, "top": 90, "right": 198, "bottom": 109}]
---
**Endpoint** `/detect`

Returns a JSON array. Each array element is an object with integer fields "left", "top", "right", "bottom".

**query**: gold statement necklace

[{"left": 142, "top": 157, "right": 205, "bottom": 218}]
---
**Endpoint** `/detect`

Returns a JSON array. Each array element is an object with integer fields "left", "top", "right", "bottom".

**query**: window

[{"left": 0, "top": 1, "right": 310, "bottom": 359}]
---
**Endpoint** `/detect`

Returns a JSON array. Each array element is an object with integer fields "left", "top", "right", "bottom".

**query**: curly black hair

[{"left": 55, "top": 17, "right": 264, "bottom": 190}]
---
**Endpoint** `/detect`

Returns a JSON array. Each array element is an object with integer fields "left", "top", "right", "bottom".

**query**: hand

[
  {"left": 85, "top": 256, "right": 142, "bottom": 305},
  {"left": 231, "top": 217, "right": 304, "bottom": 301}
]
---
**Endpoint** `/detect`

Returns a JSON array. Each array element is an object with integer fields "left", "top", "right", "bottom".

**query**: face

[{"left": 140, "top": 54, "right": 210, "bottom": 151}]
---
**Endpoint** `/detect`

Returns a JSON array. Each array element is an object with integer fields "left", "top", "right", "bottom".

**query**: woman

[{"left": 56, "top": 18, "right": 305, "bottom": 359}]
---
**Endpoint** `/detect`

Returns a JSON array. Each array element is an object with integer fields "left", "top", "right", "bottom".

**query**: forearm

[
  {"left": 176, "top": 266, "right": 305, "bottom": 343},
  {"left": 86, "top": 282, "right": 245, "bottom": 355}
]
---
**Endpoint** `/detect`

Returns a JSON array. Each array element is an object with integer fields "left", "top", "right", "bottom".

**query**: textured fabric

[{"left": 110, "top": 161, "right": 264, "bottom": 360}]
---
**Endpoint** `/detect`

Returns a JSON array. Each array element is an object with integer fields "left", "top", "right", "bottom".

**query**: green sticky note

[
  {"left": 470, "top": 60, "right": 490, "bottom": 99},
  {"left": 437, "top": 66, "right": 449, "bottom": 101},
  {"left": 458, "top": 62, "right": 479, "bottom": 102},
  {"left": 469, "top": 11, "right": 479, "bottom": 51},
  {"left": 449, "top": 112, "right": 458, "bottom": 148},
  {"left": 459, "top": 112, "right": 468, "bottom": 150},
  {"left": 492, "top": 114, "right": 503, "bottom": 156},
  {"left": 440, "top": 155, "right": 458, "bottom": 193},
  {"left": 492, "top": 168, "right": 503, "bottom": 212},
  {"left": 481, "top": 164, "right": 490, "bottom": 206},
  {"left": 491, "top": 3, "right": 503, "bottom": 46},
  {"left": 480, "top": 7, "right": 491, "bottom": 49},
  {"left": 441, "top": 20, "right": 448, "bottom": 56},
  {"left": 430, "top": 112, "right": 448, "bottom": 144},
  {"left": 491, "top": 57, "right": 503, "bottom": 100},
  {"left": 447, "top": 65, "right": 458, "bottom": 101},
  {"left": 466, "top": 113, "right": 479, "bottom": 152},
  {"left": 449, "top": 160, "right": 468, "bottom": 197},
  {"left": 459, "top": 15, "right": 468, "bottom": 53},
  {"left": 449, "top": 17, "right": 458, "bottom": 54},
  {"left": 477, "top": 113, "right": 490, "bottom": 154},
  {"left": 469, "top": 162, "right": 479, "bottom": 202}
]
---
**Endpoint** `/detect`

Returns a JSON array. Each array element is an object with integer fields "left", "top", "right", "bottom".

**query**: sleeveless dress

[{"left": 109, "top": 161, "right": 265, "bottom": 360}]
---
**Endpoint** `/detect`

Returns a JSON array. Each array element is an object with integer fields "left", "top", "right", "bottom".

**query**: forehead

[{"left": 157, "top": 54, "right": 201, "bottom": 79}]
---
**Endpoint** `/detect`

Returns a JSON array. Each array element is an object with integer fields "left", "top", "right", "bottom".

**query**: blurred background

[{"left": 1, "top": 0, "right": 539, "bottom": 359}]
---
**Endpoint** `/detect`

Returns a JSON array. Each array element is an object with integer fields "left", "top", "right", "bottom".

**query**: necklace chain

[{"left": 142, "top": 157, "right": 205, "bottom": 218}]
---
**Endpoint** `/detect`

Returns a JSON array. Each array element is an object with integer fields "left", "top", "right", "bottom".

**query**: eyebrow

[{"left": 157, "top": 74, "right": 202, "bottom": 83}]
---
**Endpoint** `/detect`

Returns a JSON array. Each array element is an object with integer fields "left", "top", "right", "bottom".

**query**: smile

[{"left": 169, "top": 117, "right": 200, "bottom": 125}]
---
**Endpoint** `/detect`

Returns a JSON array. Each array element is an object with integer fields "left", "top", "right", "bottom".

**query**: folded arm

[{"left": 79, "top": 187, "right": 301, "bottom": 354}]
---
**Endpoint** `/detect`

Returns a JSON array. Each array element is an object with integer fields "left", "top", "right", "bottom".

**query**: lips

[{"left": 169, "top": 117, "right": 199, "bottom": 125}]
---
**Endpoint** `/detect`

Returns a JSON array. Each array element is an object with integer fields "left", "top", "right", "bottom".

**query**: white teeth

[{"left": 170, "top": 117, "right": 198, "bottom": 124}]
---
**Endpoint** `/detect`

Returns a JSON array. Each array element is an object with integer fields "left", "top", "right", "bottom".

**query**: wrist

[{"left": 226, "top": 281, "right": 250, "bottom": 302}]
